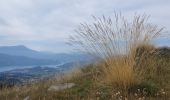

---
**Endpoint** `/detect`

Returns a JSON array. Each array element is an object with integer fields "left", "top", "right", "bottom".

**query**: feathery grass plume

[{"left": 69, "top": 12, "right": 164, "bottom": 93}]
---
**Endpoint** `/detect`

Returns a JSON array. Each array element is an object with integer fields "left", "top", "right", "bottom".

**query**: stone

[
  {"left": 23, "top": 96, "right": 30, "bottom": 100},
  {"left": 48, "top": 83, "right": 75, "bottom": 91}
]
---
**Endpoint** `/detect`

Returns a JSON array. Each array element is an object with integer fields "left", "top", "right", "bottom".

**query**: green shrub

[{"left": 129, "top": 81, "right": 159, "bottom": 96}]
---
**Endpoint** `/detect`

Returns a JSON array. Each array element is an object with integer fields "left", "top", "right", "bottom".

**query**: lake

[{"left": 0, "top": 63, "right": 66, "bottom": 72}]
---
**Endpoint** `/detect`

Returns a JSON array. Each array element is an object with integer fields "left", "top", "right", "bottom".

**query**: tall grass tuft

[{"left": 69, "top": 12, "right": 164, "bottom": 93}]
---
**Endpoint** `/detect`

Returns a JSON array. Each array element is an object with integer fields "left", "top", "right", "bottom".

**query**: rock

[
  {"left": 23, "top": 96, "right": 30, "bottom": 100},
  {"left": 48, "top": 83, "right": 75, "bottom": 91}
]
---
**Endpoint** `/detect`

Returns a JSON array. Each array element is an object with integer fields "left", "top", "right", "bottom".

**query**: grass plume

[{"left": 69, "top": 12, "right": 164, "bottom": 92}]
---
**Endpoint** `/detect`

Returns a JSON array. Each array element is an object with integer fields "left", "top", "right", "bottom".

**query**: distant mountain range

[
  {"left": 0, "top": 45, "right": 91, "bottom": 67},
  {"left": 0, "top": 53, "right": 58, "bottom": 66}
]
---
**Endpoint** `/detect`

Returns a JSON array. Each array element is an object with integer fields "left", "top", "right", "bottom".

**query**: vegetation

[{"left": 0, "top": 13, "right": 170, "bottom": 100}]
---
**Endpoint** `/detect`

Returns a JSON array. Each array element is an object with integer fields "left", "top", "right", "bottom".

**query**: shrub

[
  {"left": 129, "top": 81, "right": 159, "bottom": 96},
  {"left": 69, "top": 12, "right": 164, "bottom": 93}
]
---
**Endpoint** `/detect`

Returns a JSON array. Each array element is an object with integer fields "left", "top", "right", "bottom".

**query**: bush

[
  {"left": 69, "top": 12, "right": 164, "bottom": 93},
  {"left": 129, "top": 81, "right": 159, "bottom": 96}
]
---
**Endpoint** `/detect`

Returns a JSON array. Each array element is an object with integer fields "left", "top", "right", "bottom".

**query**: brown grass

[
  {"left": 69, "top": 12, "right": 164, "bottom": 93},
  {"left": 56, "top": 66, "right": 84, "bottom": 82},
  {"left": 97, "top": 56, "right": 135, "bottom": 92}
]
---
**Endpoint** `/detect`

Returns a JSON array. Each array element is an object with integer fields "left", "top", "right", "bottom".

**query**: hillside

[{"left": 0, "top": 46, "right": 169, "bottom": 100}]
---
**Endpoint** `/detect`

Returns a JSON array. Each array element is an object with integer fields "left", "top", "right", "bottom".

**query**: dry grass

[
  {"left": 56, "top": 66, "right": 84, "bottom": 82},
  {"left": 69, "top": 12, "right": 164, "bottom": 93},
  {"left": 100, "top": 57, "right": 136, "bottom": 91}
]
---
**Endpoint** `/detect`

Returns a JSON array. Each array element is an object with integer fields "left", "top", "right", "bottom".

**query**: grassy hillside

[{"left": 0, "top": 46, "right": 169, "bottom": 100}]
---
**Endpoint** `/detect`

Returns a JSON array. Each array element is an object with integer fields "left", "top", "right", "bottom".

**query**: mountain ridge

[
  {"left": 0, "top": 45, "right": 92, "bottom": 66},
  {"left": 0, "top": 53, "right": 58, "bottom": 67}
]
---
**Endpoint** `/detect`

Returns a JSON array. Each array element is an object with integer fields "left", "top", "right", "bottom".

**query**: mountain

[
  {"left": 0, "top": 45, "right": 93, "bottom": 66},
  {"left": 0, "top": 53, "right": 58, "bottom": 67},
  {"left": 0, "top": 45, "right": 50, "bottom": 59}
]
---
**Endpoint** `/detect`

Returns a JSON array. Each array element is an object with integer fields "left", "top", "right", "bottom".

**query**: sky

[{"left": 0, "top": 0, "right": 170, "bottom": 53}]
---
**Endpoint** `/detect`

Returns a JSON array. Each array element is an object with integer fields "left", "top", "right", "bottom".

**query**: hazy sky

[{"left": 0, "top": 0, "right": 169, "bottom": 53}]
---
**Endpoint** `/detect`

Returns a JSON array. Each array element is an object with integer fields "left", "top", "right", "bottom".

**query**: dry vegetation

[
  {"left": 69, "top": 12, "right": 165, "bottom": 91},
  {"left": 0, "top": 13, "right": 170, "bottom": 100}
]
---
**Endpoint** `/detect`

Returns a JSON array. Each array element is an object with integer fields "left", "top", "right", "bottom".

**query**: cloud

[{"left": 0, "top": 0, "right": 169, "bottom": 53}]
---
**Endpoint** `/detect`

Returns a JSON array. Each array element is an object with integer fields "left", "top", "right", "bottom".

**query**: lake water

[{"left": 0, "top": 63, "right": 66, "bottom": 72}]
